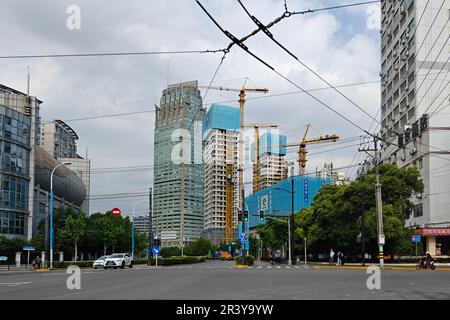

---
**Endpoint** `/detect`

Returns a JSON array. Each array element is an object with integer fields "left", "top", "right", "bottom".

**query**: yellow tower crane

[
  {"left": 197, "top": 85, "right": 268, "bottom": 214},
  {"left": 243, "top": 123, "right": 279, "bottom": 193},
  {"left": 225, "top": 145, "right": 236, "bottom": 244},
  {"left": 282, "top": 124, "right": 339, "bottom": 176}
]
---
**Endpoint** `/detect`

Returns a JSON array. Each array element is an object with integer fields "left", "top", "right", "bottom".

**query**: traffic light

[
  {"left": 259, "top": 210, "right": 265, "bottom": 222},
  {"left": 243, "top": 210, "right": 249, "bottom": 222},
  {"left": 238, "top": 210, "right": 243, "bottom": 222},
  {"left": 153, "top": 238, "right": 161, "bottom": 247}
]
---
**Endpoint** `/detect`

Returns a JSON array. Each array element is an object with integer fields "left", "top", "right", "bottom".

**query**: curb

[{"left": 313, "top": 265, "right": 450, "bottom": 271}]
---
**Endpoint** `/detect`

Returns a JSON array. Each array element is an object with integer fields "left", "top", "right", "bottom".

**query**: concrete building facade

[
  {"left": 153, "top": 81, "right": 205, "bottom": 247},
  {"left": 41, "top": 120, "right": 90, "bottom": 214},
  {"left": 379, "top": 0, "right": 450, "bottom": 255},
  {"left": 256, "top": 133, "right": 288, "bottom": 191}
]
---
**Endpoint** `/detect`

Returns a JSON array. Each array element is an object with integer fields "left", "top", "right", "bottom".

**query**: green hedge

[
  {"left": 158, "top": 256, "right": 206, "bottom": 265},
  {"left": 235, "top": 255, "right": 255, "bottom": 266},
  {"left": 51, "top": 256, "right": 206, "bottom": 268},
  {"left": 52, "top": 261, "right": 94, "bottom": 268}
]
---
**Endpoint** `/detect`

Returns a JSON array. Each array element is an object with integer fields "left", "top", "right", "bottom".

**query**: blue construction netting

[{"left": 203, "top": 104, "right": 240, "bottom": 138}]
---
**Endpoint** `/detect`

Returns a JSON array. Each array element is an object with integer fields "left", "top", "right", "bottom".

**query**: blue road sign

[
  {"left": 152, "top": 247, "right": 160, "bottom": 255},
  {"left": 411, "top": 235, "right": 421, "bottom": 244},
  {"left": 22, "top": 246, "right": 35, "bottom": 251},
  {"left": 228, "top": 244, "right": 232, "bottom": 252}
]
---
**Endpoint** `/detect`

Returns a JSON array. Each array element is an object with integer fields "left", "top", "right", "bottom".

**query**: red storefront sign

[{"left": 415, "top": 228, "right": 450, "bottom": 236}]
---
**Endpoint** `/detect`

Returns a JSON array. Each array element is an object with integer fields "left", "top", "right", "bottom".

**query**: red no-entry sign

[{"left": 112, "top": 208, "right": 121, "bottom": 217}]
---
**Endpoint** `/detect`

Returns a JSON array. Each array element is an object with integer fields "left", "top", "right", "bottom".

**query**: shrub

[
  {"left": 235, "top": 255, "right": 255, "bottom": 266},
  {"left": 160, "top": 246, "right": 182, "bottom": 258},
  {"left": 52, "top": 261, "right": 94, "bottom": 268},
  {"left": 50, "top": 256, "right": 206, "bottom": 268},
  {"left": 159, "top": 256, "right": 206, "bottom": 265}
]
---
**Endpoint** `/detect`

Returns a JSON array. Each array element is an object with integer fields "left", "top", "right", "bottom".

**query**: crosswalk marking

[{"left": 276, "top": 266, "right": 281, "bottom": 269}]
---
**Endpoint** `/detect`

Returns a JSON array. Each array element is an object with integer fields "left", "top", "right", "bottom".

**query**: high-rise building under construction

[
  {"left": 153, "top": 81, "right": 205, "bottom": 247},
  {"left": 202, "top": 104, "right": 240, "bottom": 244}
]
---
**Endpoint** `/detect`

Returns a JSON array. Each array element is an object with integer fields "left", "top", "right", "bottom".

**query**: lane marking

[{"left": 0, "top": 282, "right": 32, "bottom": 287}]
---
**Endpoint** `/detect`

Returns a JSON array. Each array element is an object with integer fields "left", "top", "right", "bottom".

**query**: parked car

[
  {"left": 92, "top": 255, "right": 110, "bottom": 269},
  {"left": 103, "top": 253, "right": 133, "bottom": 269}
]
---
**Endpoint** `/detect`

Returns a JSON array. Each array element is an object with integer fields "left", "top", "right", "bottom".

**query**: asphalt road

[{"left": 0, "top": 260, "right": 449, "bottom": 300}]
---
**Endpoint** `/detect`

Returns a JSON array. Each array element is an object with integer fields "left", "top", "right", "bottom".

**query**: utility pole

[
  {"left": 374, "top": 137, "right": 385, "bottom": 268},
  {"left": 288, "top": 178, "right": 294, "bottom": 266},
  {"left": 148, "top": 187, "right": 153, "bottom": 266},
  {"left": 360, "top": 190, "right": 365, "bottom": 266},
  {"left": 358, "top": 135, "right": 384, "bottom": 268},
  {"left": 241, "top": 185, "right": 246, "bottom": 256}
]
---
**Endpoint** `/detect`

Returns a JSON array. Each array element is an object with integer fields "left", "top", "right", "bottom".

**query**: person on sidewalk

[
  {"left": 336, "top": 251, "right": 343, "bottom": 266},
  {"left": 329, "top": 249, "right": 335, "bottom": 266}
]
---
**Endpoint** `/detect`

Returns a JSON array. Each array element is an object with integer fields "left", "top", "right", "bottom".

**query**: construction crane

[
  {"left": 225, "top": 145, "right": 236, "bottom": 244},
  {"left": 282, "top": 124, "right": 339, "bottom": 176},
  {"left": 244, "top": 123, "right": 278, "bottom": 193},
  {"left": 197, "top": 84, "right": 268, "bottom": 217}
]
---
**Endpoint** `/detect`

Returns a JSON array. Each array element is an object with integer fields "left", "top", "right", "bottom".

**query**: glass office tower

[{"left": 153, "top": 81, "right": 205, "bottom": 247}]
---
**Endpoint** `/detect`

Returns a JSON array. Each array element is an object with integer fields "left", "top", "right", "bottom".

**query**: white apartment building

[
  {"left": 317, "top": 163, "right": 349, "bottom": 186},
  {"left": 257, "top": 153, "right": 288, "bottom": 190},
  {"left": 379, "top": 0, "right": 450, "bottom": 255},
  {"left": 256, "top": 133, "right": 288, "bottom": 191},
  {"left": 203, "top": 129, "right": 239, "bottom": 244}
]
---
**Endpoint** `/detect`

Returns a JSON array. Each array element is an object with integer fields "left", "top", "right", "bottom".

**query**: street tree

[
  {"left": 294, "top": 163, "right": 423, "bottom": 259},
  {"left": 58, "top": 214, "right": 86, "bottom": 261}
]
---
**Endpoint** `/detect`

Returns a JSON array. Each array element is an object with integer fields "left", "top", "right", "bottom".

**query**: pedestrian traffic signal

[
  {"left": 237, "top": 210, "right": 242, "bottom": 222},
  {"left": 259, "top": 210, "right": 265, "bottom": 222},
  {"left": 243, "top": 211, "right": 249, "bottom": 222},
  {"left": 153, "top": 238, "right": 161, "bottom": 247}
]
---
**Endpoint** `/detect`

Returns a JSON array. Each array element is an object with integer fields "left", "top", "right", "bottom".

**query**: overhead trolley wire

[{"left": 0, "top": 49, "right": 227, "bottom": 60}]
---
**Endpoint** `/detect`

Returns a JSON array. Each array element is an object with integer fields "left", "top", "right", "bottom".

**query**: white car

[
  {"left": 93, "top": 255, "right": 110, "bottom": 269},
  {"left": 103, "top": 253, "right": 133, "bottom": 269}
]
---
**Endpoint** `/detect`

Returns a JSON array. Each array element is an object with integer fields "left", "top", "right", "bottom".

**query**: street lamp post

[
  {"left": 132, "top": 200, "right": 147, "bottom": 259},
  {"left": 274, "top": 179, "right": 294, "bottom": 266},
  {"left": 49, "top": 162, "right": 71, "bottom": 269}
]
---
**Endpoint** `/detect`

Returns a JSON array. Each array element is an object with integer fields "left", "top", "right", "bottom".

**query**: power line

[
  {"left": 288, "top": 1, "right": 380, "bottom": 15},
  {"left": 43, "top": 71, "right": 447, "bottom": 124},
  {"left": 0, "top": 49, "right": 226, "bottom": 60},
  {"left": 237, "top": 0, "right": 381, "bottom": 127},
  {"left": 188, "top": 52, "right": 228, "bottom": 130}
]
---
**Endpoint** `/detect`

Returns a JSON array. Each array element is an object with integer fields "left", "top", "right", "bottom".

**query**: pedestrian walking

[
  {"left": 336, "top": 251, "right": 343, "bottom": 266},
  {"left": 329, "top": 249, "right": 335, "bottom": 266},
  {"left": 36, "top": 256, "right": 42, "bottom": 269}
]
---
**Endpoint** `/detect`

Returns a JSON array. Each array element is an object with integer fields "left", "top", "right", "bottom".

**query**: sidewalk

[{"left": 308, "top": 262, "right": 450, "bottom": 271}]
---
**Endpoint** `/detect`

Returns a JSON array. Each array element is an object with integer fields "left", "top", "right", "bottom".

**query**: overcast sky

[{"left": 0, "top": 0, "right": 381, "bottom": 217}]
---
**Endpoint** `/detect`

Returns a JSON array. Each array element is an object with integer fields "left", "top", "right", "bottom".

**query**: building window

[
  {"left": 413, "top": 204, "right": 423, "bottom": 218},
  {"left": 0, "top": 211, "right": 25, "bottom": 235}
]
